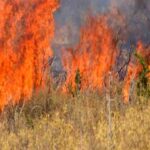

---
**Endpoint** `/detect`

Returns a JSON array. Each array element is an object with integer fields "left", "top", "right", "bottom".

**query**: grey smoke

[
  {"left": 110, "top": 0, "right": 150, "bottom": 45},
  {"left": 53, "top": 0, "right": 109, "bottom": 47},
  {"left": 53, "top": 0, "right": 150, "bottom": 47}
]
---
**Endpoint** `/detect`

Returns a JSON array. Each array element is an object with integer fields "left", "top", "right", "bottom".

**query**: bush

[{"left": 135, "top": 52, "right": 150, "bottom": 104}]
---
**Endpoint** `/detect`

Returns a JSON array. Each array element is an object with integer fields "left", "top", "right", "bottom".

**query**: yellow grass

[{"left": 0, "top": 88, "right": 150, "bottom": 150}]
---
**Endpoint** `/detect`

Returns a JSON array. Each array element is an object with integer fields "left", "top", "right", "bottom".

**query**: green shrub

[{"left": 135, "top": 52, "right": 150, "bottom": 104}]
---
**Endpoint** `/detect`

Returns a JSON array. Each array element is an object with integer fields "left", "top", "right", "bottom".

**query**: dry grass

[{"left": 0, "top": 84, "right": 150, "bottom": 150}]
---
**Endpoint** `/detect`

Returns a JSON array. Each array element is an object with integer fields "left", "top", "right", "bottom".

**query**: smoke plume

[{"left": 54, "top": 0, "right": 150, "bottom": 46}]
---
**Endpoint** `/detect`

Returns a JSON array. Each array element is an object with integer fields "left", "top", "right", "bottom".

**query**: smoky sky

[
  {"left": 53, "top": 0, "right": 150, "bottom": 47},
  {"left": 53, "top": 0, "right": 109, "bottom": 46},
  {"left": 55, "top": 0, "right": 109, "bottom": 25},
  {"left": 110, "top": 0, "right": 150, "bottom": 44}
]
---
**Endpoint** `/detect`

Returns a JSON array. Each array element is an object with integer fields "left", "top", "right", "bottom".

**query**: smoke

[
  {"left": 55, "top": 0, "right": 109, "bottom": 27},
  {"left": 53, "top": 0, "right": 109, "bottom": 46},
  {"left": 110, "top": 0, "right": 150, "bottom": 45},
  {"left": 54, "top": 0, "right": 150, "bottom": 47}
]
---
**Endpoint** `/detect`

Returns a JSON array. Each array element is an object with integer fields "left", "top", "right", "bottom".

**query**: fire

[
  {"left": 123, "top": 41, "right": 150, "bottom": 103},
  {"left": 0, "top": 0, "right": 58, "bottom": 110},
  {"left": 62, "top": 16, "right": 118, "bottom": 92}
]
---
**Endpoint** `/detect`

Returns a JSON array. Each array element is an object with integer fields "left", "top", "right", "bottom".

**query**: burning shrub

[
  {"left": 123, "top": 42, "right": 150, "bottom": 103},
  {"left": 0, "top": 0, "right": 59, "bottom": 110},
  {"left": 62, "top": 16, "right": 118, "bottom": 93}
]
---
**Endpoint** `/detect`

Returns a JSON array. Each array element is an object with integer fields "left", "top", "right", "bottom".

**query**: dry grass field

[{"left": 0, "top": 84, "right": 150, "bottom": 150}]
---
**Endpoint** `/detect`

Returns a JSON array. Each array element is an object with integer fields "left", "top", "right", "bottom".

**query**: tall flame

[
  {"left": 62, "top": 16, "right": 118, "bottom": 92},
  {"left": 123, "top": 41, "right": 150, "bottom": 103},
  {"left": 0, "top": 0, "right": 58, "bottom": 110}
]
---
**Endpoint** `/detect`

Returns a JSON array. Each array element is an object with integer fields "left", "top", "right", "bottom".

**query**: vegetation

[
  {"left": 0, "top": 51, "right": 149, "bottom": 150},
  {"left": 135, "top": 52, "right": 150, "bottom": 103},
  {"left": 0, "top": 78, "right": 150, "bottom": 150}
]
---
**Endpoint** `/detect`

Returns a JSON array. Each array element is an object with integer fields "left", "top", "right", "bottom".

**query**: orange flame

[
  {"left": 123, "top": 41, "right": 150, "bottom": 103},
  {"left": 62, "top": 16, "right": 118, "bottom": 92},
  {"left": 0, "top": 0, "right": 58, "bottom": 110}
]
